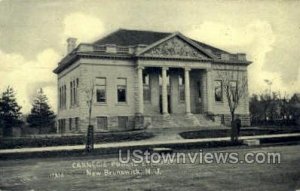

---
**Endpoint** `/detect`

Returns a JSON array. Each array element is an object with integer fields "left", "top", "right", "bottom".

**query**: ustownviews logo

[{"left": 118, "top": 150, "right": 281, "bottom": 165}]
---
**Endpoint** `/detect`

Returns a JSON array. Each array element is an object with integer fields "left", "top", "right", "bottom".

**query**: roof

[
  {"left": 192, "top": 39, "right": 229, "bottom": 56},
  {"left": 54, "top": 29, "right": 250, "bottom": 74},
  {"left": 94, "top": 29, "right": 229, "bottom": 56},
  {"left": 94, "top": 29, "right": 171, "bottom": 46}
]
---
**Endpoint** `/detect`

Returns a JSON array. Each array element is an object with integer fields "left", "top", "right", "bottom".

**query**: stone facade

[{"left": 53, "top": 29, "right": 252, "bottom": 133}]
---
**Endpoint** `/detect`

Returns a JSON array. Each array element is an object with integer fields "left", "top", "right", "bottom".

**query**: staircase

[
  {"left": 149, "top": 114, "right": 222, "bottom": 128},
  {"left": 150, "top": 115, "right": 178, "bottom": 128},
  {"left": 193, "top": 114, "right": 222, "bottom": 127}
]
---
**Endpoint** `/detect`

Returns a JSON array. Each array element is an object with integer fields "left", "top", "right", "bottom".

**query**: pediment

[{"left": 140, "top": 36, "right": 210, "bottom": 59}]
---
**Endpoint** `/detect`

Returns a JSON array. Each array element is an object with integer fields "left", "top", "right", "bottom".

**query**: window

[
  {"left": 59, "top": 85, "right": 67, "bottom": 109},
  {"left": 215, "top": 80, "right": 223, "bottom": 102},
  {"left": 70, "top": 78, "right": 79, "bottom": 106},
  {"left": 197, "top": 81, "right": 202, "bottom": 103},
  {"left": 118, "top": 116, "right": 128, "bottom": 129},
  {"left": 179, "top": 73, "right": 185, "bottom": 85},
  {"left": 143, "top": 73, "right": 150, "bottom": 101},
  {"left": 75, "top": 78, "right": 79, "bottom": 105},
  {"left": 64, "top": 85, "right": 67, "bottom": 108},
  {"left": 179, "top": 74, "right": 185, "bottom": 101},
  {"left": 97, "top": 117, "right": 107, "bottom": 130},
  {"left": 96, "top": 77, "right": 106, "bottom": 103},
  {"left": 70, "top": 81, "right": 73, "bottom": 106},
  {"left": 64, "top": 85, "right": 66, "bottom": 108},
  {"left": 69, "top": 118, "right": 72, "bottom": 131},
  {"left": 62, "top": 119, "right": 65, "bottom": 128},
  {"left": 143, "top": 73, "right": 149, "bottom": 85},
  {"left": 58, "top": 119, "right": 66, "bottom": 133},
  {"left": 229, "top": 81, "right": 237, "bottom": 102},
  {"left": 117, "top": 78, "right": 127, "bottom": 103},
  {"left": 75, "top": 117, "right": 79, "bottom": 131},
  {"left": 59, "top": 87, "right": 62, "bottom": 108},
  {"left": 72, "top": 80, "right": 75, "bottom": 105}
]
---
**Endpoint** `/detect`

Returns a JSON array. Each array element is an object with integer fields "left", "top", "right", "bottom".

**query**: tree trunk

[
  {"left": 88, "top": 100, "right": 92, "bottom": 126},
  {"left": 230, "top": 111, "right": 237, "bottom": 143},
  {"left": 231, "top": 111, "right": 235, "bottom": 122}
]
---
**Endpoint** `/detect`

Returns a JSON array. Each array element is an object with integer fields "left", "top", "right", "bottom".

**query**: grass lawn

[
  {"left": 180, "top": 127, "right": 300, "bottom": 139},
  {"left": 0, "top": 145, "right": 299, "bottom": 190}
]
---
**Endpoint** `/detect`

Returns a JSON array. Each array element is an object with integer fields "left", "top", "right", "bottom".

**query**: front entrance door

[{"left": 159, "top": 95, "right": 171, "bottom": 114}]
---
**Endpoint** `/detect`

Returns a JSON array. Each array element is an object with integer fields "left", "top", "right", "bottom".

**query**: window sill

[
  {"left": 115, "top": 102, "right": 128, "bottom": 106},
  {"left": 215, "top": 101, "right": 224, "bottom": 105},
  {"left": 70, "top": 105, "right": 79, "bottom": 109},
  {"left": 94, "top": 103, "right": 107, "bottom": 106}
]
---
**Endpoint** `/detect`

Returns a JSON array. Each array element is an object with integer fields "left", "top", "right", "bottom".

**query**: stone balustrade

[
  {"left": 77, "top": 44, "right": 148, "bottom": 55},
  {"left": 220, "top": 53, "right": 247, "bottom": 61},
  {"left": 77, "top": 43, "right": 247, "bottom": 62}
]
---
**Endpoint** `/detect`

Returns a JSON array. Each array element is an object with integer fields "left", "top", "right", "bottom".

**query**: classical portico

[
  {"left": 136, "top": 63, "right": 213, "bottom": 118},
  {"left": 134, "top": 32, "right": 216, "bottom": 117}
]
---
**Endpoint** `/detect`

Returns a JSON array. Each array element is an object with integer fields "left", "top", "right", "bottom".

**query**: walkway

[{"left": 1, "top": 132, "right": 300, "bottom": 154}]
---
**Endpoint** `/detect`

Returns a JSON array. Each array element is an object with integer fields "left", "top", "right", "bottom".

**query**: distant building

[{"left": 53, "top": 29, "right": 251, "bottom": 133}]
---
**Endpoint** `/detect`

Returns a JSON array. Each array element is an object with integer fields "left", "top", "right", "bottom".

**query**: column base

[
  {"left": 185, "top": 112, "right": 193, "bottom": 118},
  {"left": 162, "top": 113, "right": 170, "bottom": 118}
]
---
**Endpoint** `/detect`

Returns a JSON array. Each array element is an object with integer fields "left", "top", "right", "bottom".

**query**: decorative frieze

[{"left": 142, "top": 37, "right": 208, "bottom": 59}]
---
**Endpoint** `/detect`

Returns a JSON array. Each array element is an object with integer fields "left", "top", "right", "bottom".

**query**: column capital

[
  {"left": 184, "top": 67, "right": 191, "bottom": 71},
  {"left": 206, "top": 68, "right": 213, "bottom": 72},
  {"left": 137, "top": 66, "right": 144, "bottom": 70},
  {"left": 162, "top": 66, "right": 169, "bottom": 71}
]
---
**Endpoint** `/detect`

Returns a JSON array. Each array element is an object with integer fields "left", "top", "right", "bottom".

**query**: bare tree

[
  {"left": 260, "top": 92, "right": 273, "bottom": 123},
  {"left": 84, "top": 80, "right": 95, "bottom": 127},
  {"left": 216, "top": 66, "right": 248, "bottom": 143},
  {"left": 217, "top": 66, "right": 248, "bottom": 123},
  {"left": 278, "top": 92, "right": 290, "bottom": 125},
  {"left": 84, "top": 79, "right": 95, "bottom": 152}
]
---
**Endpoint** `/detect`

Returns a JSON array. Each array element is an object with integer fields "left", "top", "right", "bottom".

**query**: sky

[{"left": 0, "top": 0, "right": 299, "bottom": 113}]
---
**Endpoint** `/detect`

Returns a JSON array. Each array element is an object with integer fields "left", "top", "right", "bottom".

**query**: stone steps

[
  {"left": 193, "top": 114, "right": 221, "bottom": 127},
  {"left": 149, "top": 114, "right": 221, "bottom": 128}
]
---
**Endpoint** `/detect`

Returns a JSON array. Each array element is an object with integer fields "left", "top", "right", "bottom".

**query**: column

[
  {"left": 201, "top": 72, "right": 208, "bottom": 112},
  {"left": 206, "top": 68, "right": 213, "bottom": 112},
  {"left": 184, "top": 67, "right": 191, "bottom": 114},
  {"left": 162, "top": 67, "right": 169, "bottom": 115},
  {"left": 137, "top": 66, "right": 144, "bottom": 115}
]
